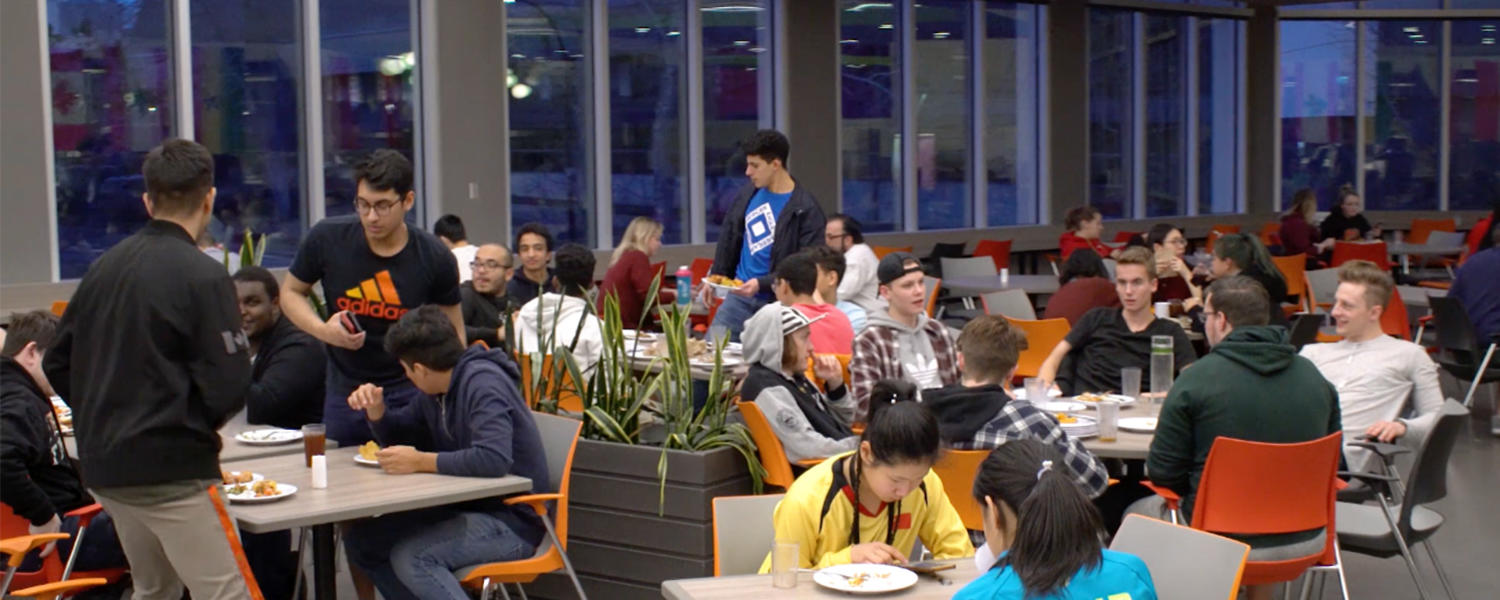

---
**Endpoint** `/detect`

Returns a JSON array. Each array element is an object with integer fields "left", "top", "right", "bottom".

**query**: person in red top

[
  {"left": 1059, "top": 206, "right": 1120, "bottom": 260},
  {"left": 1146, "top": 223, "right": 1202, "bottom": 310},
  {"left": 599, "top": 217, "right": 666, "bottom": 330},
  {"left": 774, "top": 250, "right": 855, "bottom": 355},
  {"left": 1043, "top": 249, "right": 1120, "bottom": 325},
  {"left": 1280, "top": 189, "right": 1335, "bottom": 268}
]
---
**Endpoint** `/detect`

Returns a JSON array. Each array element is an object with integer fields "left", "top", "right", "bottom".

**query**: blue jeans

[
  {"left": 344, "top": 509, "right": 538, "bottom": 600},
  {"left": 324, "top": 369, "right": 422, "bottom": 446},
  {"left": 708, "top": 293, "right": 770, "bottom": 344}
]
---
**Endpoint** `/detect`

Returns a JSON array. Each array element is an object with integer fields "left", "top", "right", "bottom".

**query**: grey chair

[
  {"left": 711, "top": 494, "right": 784, "bottom": 576},
  {"left": 1427, "top": 297, "right": 1499, "bottom": 408},
  {"left": 1305, "top": 268, "right": 1339, "bottom": 312},
  {"left": 980, "top": 289, "right": 1037, "bottom": 321},
  {"left": 1109, "top": 515, "right": 1249, "bottom": 600},
  {"left": 1336, "top": 400, "right": 1469, "bottom": 600},
  {"left": 939, "top": 257, "right": 999, "bottom": 313}
]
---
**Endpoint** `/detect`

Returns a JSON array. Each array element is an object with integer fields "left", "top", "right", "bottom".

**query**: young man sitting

[
  {"left": 344, "top": 305, "right": 550, "bottom": 600},
  {"left": 1038, "top": 246, "right": 1196, "bottom": 395},
  {"left": 1299, "top": 260, "right": 1444, "bottom": 471},
  {"left": 848, "top": 252, "right": 960, "bottom": 411},
  {"left": 774, "top": 250, "right": 855, "bottom": 355},
  {"left": 805, "top": 245, "right": 868, "bottom": 336},
  {"left": 513, "top": 243, "right": 604, "bottom": 377},
  {"left": 924, "top": 315, "right": 1110, "bottom": 498},
  {"left": 233, "top": 266, "right": 326, "bottom": 430}
]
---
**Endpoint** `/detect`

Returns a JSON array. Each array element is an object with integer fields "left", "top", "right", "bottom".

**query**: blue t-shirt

[
  {"left": 735, "top": 188, "right": 793, "bottom": 283},
  {"left": 953, "top": 549, "right": 1157, "bottom": 600}
]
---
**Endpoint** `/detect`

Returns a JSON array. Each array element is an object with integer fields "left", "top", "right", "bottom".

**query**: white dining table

[
  {"left": 941, "top": 274, "right": 1060, "bottom": 298},
  {"left": 1387, "top": 242, "right": 1466, "bottom": 274},
  {"left": 662, "top": 559, "right": 981, "bottom": 600},
  {"left": 62, "top": 410, "right": 309, "bottom": 463}
]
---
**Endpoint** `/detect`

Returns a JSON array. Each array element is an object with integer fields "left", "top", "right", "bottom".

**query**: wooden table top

[
  {"left": 225, "top": 446, "right": 532, "bottom": 534},
  {"left": 1080, "top": 401, "right": 1161, "bottom": 460},
  {"left": 662, "top": 560, "right": 981, "bottom": 600},
  {"left": 63, "top": 411, "right": 308, "bottom": 463}
]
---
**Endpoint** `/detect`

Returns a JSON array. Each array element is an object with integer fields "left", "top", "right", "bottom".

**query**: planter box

[{"left": 525, "top": 438, "right": 754, "bottom": 599}]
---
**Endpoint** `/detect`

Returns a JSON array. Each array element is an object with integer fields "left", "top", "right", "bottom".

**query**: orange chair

[
  {"left": 1003, "top": 317, "right": 1070, "bottom": 381},
  {"left": 737, "top": 401, "right": 821, "bottom": 490},
  {"left": 1271, "top": 254, "right": 1310, "bottom": 314},
  {"left": 1380, "top": 288, "right": 1411, "bottom": 341},
  {"left": 689, "top": 258, "right": 714, "bottom": 286},
  {"left": 805, "top": 354, "right": 853, "bottom": 394},
  {"left": 973, "top": 240, "right": 1012, "bottom": 271},
  {"left": 1258, "top": 222, "right": 1282, "bottom": 248},
  {"left": 1330, "top": 241, "right": 1391, "bottom": 270},
  {"left": 0, "top": 503, "right": 127, "bottom": 594},
  {"left": 458, "top": 412, "right": 587, "bottom": 600},
  {"left": 871, "top": 245, "right": 913, "bottom": 260},
  {"left": 514, "top": 353, "right": 584, "bottom": 413},
  {"left": 932, "top": 450, "right": 988, "bottom": 531},
  {"left": 1113, "top": 232, "right": 1141, "bottom": 244},
  {"left": 0, "top": 533, "right": 109, "bottom": 599},
  {"left": 1211, "top": 224, "right": 1242, "bottom": 236},
  {"left": 48, "top": 302, "right": 67, "bottom": 318},
  {"left": 924, "top": 277, "right": 942, "bottom": 318},
  {"left": 1406, "top": 218, "right": 1455, "bottom": 245},
  {"left": 1141, "top": 432, "right": 1344, "bottom": 591},
  {"left": 8, "top": 579, "right": 107, "bottom": 600}
]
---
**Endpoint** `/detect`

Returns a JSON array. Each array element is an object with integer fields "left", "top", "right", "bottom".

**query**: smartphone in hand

[{"left": 340, "top": 311, "right": 364, "bottom": 335}]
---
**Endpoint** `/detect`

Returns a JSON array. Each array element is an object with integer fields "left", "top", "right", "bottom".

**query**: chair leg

[
  {"left": 1376, "top": 495, "right": 1431, "bottom": 600},
  {"left": 291, "top": 527, "right": 310, "bottom": 600},
  {"left": 2, "top": 565, "right": 18, "bottom": 597},
  {"left": 480, "top": 577, "right": 493, "bottom": 600},
  {"left": 498, "top": 580, "right": 514, "bottom": 600},
  {"left": 1331, "top": 540, "right": 1350, "bottom": 600},
  {"left": 1463, "top": 344, "right": 1495, "bottom": 408},
  {"left": 541, "top": 516, "right": 588, "bottom": 600},
  {"left": 515, "top": 583, "right": 530, "bottom": 600},
  {"left": 1421, "top": 540, "right": 1458, "bottom": 600},
  {"left": 1298, "top": 572, "right": 1314, "bottom": 600},
  {"left": 60, "top": 522, "right": 88, "bottom": 581}
]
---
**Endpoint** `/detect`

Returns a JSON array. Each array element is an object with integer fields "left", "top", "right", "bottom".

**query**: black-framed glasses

[{"left": 354, "top": 199, "right": 399, "bottom": 215}]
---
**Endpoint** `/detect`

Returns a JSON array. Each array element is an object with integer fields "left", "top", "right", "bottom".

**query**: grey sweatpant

[{"left": 93, "top": 484, "right": 262, "bottom": 600}]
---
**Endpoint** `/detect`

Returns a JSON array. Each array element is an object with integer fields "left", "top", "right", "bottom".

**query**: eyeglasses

[
  {"left": 354, "top": 199, "right": 400, "bottom": 216},
  {"left": 1165, "top": 238, "right": 1187, "bottom": 246},
  {"left": 471, "top": 260, "right": 513, "bottom": 272},
  {"left": 825, "top": 233, "right": 848, "bottom": 241}
]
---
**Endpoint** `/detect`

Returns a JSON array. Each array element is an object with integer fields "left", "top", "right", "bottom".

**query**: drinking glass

[
  {"left": 1150, "top": 335, "right": 1174, "bottom": 402},
  {"left": 1120, "top": 367, "right": 1142, "bottom": 403},
  {"left": 1097, "top": 400, "right": 1120, "bottom": 442},
  {"left": 1023, "top": 377, "right": 1045, "bottom": 402},
  {"left": 771, "top": 540, "right": 799, "bottom": 588},
  {"left": 302, "top": 424, "right": 326, "bottom": 468}
]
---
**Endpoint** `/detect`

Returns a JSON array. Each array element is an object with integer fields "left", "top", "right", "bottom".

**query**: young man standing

[
  {"left": 848, "top": 252, "right": 960, "bottom": 411},
  {"left": 344, "top": 305, "right": 550, "bottom": 600},
  {"left": 514, "top": 244, "right": 605, "bottom": 377},
  {"left": 434, "top": 214, "right": 478, "bottom": 283},
  {"left": 924, "top": 315, "right": 1109, "bottom": 497},
  {"left": 43, "top": 139, "right": 260, "bottom": 599},
  {"left": 1037, "top": 246, "right": 1196, "bottom": 395},
  {"left": 508, "top": 223, "right": 555, "bottom": 306},
  {"left": 462, "top": 243, "right": 518, "bottom": 352},
  {"left": 773, "top": 251, "right": 855, "bottom": 355},
  {"left": 1299, "top": 260, "right": 1444, "bottom": 471},
  {"left": 281, "top": 149, "right": 464, "bottom": 447},
  {"left": 233, "top": 266, "right": 326, "bottom": 430},
  {"left": 825, "top": 214, "right": 881, "bottom": 314},
  {"left": 707, "top": 129, "right": 827, "bottom": 342},
  {"left": 805, "top": 245, "right": 869, "bottom": 335}
]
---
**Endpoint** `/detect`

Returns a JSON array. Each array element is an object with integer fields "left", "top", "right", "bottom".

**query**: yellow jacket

[{"left": 759, "top": 452, "right": 973, "bottom": 572}]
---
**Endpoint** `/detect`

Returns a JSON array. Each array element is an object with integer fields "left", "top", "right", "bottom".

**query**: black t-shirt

[
  {"left": 289, "top": 216, "right": 461, "bottom": 385},
  {"left": 1062, "top": 307, "right": 1197, "bottom": 395}
]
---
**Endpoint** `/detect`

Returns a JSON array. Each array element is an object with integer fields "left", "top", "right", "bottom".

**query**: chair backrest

[
  {"left": 805, "top": 354, "right": 853, "bottom": 393},
  {"left": 737, "top": 401, "right": 797, "bottom": 489},
  {"left": 1288, "top": 313, "right": 1322, "bottom": 350},
  {"left": 939, "top": 257, "right": 998, "bottom": 280},
  {"left": 973, "top": 239, "right": 1012, "bottom": 271},
  {"left": 1270, "top": 254, "right": 1308, "bottom": 306},
  {"left": 1110, "top": 515, "right": 1249, "bottom": 600},
  {"left": 1191, "top": 433, "right": 1342, "bottom": 539},
  {"left": 931, "top": 450, "right": 988, "bottom": 531},
  {"left": 1258, "top": 222, "right": 1282, "bottom": 247},
  {"left": 1380, "top": 288, "right": 1410, "bottom": 340},
  {"left": 1114, "top": 231, "right": 1141, "bottom": 244},
  {"left": 1429, "top": 296, "right": 1483, "bottom": 361},
  {"left": 980, "top": 289, "right": 1036, "bottom": 321},
  {"left": 515, "top": 353, "right": 585, "bottom": 413},
  {"left": 1102, "top": 259, "right": 1117, "bottom": 280},
  {"left": 1422, "top": 230, "right": 1465, "bottom": 248},
  {"left": 712, "top": 494, "right": 784, "bottom": 576},
  {"left": 929, "top": 242, "right": 966, "bottom": 259},
  {"left": 923, "top": 277, "right": 942, "bottom": 318},
  {"left": 1003, "top": 317, "right": 1070, "bottom": 379},
  {"left": 690, "top": 258, "right": 714, "bottom": 286},
  {"left": 1303, "top": 268, "right": 1339, "bottom": 310},
  {"left": 529, "top": 412, "right": 582, "bottom": 543},
  {"left": 1330, "top": 241, "right": 1390, "bottom": 270},
  {"left": 0, "top": 503, "right": 63, "bottom": 582},
  {"left": 1407, "top": 218, "right": 1455, "bottom": 245},
  {"left": 1205, "top": 231, "right": 1225, "bottom": 254},
  {"left": 49, "top": 301, "right": 67, "bottom": 317},
  {"left": 872, "top": 245, "right": 913, "bottom": 260},
  {"left": 1397, "top": 400, "right": 1469, "bottom": 535}
]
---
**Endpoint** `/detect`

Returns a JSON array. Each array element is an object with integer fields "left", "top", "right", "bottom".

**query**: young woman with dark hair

[
  {"left": 760, "top": 382, "right": 971, "bottom": 570},
  {"left": 1043, "top": 249, "right": 1120, "bottom": 326},
  {"left": 1146, "top": 223, "right": 1202, "bottom": 310},
  {"left": 955, "top": 440, "right": 1157, "bottom": 600}
]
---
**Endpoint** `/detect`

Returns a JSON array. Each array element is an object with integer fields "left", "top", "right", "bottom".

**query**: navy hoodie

[{"left": 370, "top": 345, "right": 550, "bottom": 545}]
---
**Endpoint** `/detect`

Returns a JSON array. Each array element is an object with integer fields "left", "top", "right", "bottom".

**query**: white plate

[
  {"left": 1071, "top": 393, "right": 1137, "bottom": 407},
  {"left": 1010, "top": 387, "right": 1062, "bottom": 401},
  {"left": 221, "top": 471, "right": 263, "bottom": 486},
  {"left": 1117, "top": 417, "right": 1159, "bottom": 433},
  {"left": 705, "top": 281, "right": 738, "bottom": 298},
  {"left": 353, "top": 454, "right": 380, "bottom": 467},
  {"left": 812, "top": 564, "right": 918, "bottom": 594},
  {"left": 225, "top": 482, "right": 297, "bottom": 503},
  {"left": 234, "top": 429, "right": 303, "bottom": 445},
  {"left": 1035, "top": 400, "right": 1088, "bottom": 413}
]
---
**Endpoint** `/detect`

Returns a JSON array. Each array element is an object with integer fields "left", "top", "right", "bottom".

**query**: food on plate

[
  {"left": 221, "top": 470, "right": 255, "bottom": 485},
  {"left": 705, "top": 274, "right": 743, "bottom": 288},
  {"left": 359, "top": 441, "right": 380, "bottom": 461},
  {"left": 646, "top": 337, "right": 710, "bottom": 360},
  {"left": 1055, "top": 413, "right": 1078, "bottom": 424},
  {"left": 1075, "top": 392, "right": 1107, "bottom": 403}
]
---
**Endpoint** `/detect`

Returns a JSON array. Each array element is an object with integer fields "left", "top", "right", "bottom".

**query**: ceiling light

[
  {"left": 635, "top": 27, "right": 651, "bottom": 34},
  {"left": 847, "top": 3, "right": 893, "bottom": 12},
  {"left": 1403, "top": 27, "right": 1419, "bottom": 33},
  {"left": 840, "top": 39, "right": 859, "bottom": 44},
  {"left": 933, "top": 31, "right": 950, "bottom": 39},
  {"left": 879, "top": 23, "right": 894, "bottom": 30}
]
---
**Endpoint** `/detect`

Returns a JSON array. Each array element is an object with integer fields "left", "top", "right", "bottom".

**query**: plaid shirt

[
  {"left": 849, "top": 317, "right": 961, "bottom": 414},
  {"left": 952, "top": 399, "right": 1110, "bottom": 498}
]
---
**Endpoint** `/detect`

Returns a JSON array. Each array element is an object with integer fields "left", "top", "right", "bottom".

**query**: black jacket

[
  {"left": 922, "top": 383, "right": 1007, "bottom": 445},
  {"left": 461, "top": 281, "right": 516, "bottom": 352},
  {"left": 247, "top": 316, "right": 326, "bottom": 430},
  {"left": 43, "top": 220, "right": 251, "bottom": 489},
  {"left": 0, "top": 358, "right": 90, "bottom": 525},
  {"left": 711, "top": 182, "right": 827, "bottom": 291}
]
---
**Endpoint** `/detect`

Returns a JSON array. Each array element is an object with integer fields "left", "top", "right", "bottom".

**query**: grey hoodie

[
  {"left": 740, "top": 305, "right": 858, "bottom": 462},
  {"left": 849, "top": 309, "right": 961, "bottom": 411}
]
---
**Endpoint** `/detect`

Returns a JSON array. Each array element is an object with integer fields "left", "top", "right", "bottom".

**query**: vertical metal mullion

[
  {"left": 970, "top": 0, "right": 986, "bottom": 228},
  {"left": 901, "top": 0, "right": 917, "bottom": 232},
  {"left": 1238, "top": 19, "right": 1248, "bottom": 214},
  {"left": 687, "top": 0, "right": 705, "bottom": 244},
  {"left": 39, "top": 0, "right": 61, "bottom": 280},
  {"left": 763, "top": 0, "right": 782, "bottom": 131},
  {"left": 414, "top": 0, "right": 432, "bottom": 225},
  {"left": 303, "top": 0, "right": 326, "bottom": 225},
  {"left": 172, "top": 0, "right": 194, "bottom": 140},
  {"left": 1186, "top": 16, "right": 1200, "bottom": 217},
  {"left": 1132, "top": 13, "right": 1146, "bottom": 220},
  {"left": 590, "top": 0, "right": 612, "bottom": 249},
  {"left": 1439, "top": 20, "right": 1451, "bottom": 212},
  {"left": 1035, "top": 4, "right": 1048, "bottom": 224},
  {"left": 1355, "top": 21, "right": 1366, "bottom": 206}
]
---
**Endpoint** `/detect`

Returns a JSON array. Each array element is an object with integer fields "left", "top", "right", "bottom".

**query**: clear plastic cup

[
  {"left": 1024, "top": 377, "right": 1045, "bottom": 402},
  {"left": 771, "top": 540, "right": 798, "bottom": 588},
  {"left": 1097, "top": 400, "right": 1120, "bottom": 442},
  {"left": 1121, "top": 367, "right": 1142, "bottom": 403}
]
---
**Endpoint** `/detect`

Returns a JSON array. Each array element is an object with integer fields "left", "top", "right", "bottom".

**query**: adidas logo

[{"left": 336, "top": 270, "right": 409, "bottom": 320}]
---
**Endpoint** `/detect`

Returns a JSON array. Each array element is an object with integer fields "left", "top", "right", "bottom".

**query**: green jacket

[{"left": 1147, "top": 325, "right": 1342, "bottom": 527}]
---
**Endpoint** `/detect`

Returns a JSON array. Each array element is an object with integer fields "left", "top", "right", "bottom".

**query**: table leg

[
  {"left": 1402, "top": 254, "right": 1410, "bottom": 274},
  {"left": 312, "top": 523, "right": 336, "bottom": 600}
]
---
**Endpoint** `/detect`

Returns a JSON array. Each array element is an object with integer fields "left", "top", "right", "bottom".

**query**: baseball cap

[
  {"left": 877, "top": 252, "right": 924, "bottom": 285},
  {"left": 778, "top": 305, "right": 825, "bottom": 336}
]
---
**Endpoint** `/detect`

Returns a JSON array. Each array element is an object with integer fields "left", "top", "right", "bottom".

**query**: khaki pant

[{"left": 93, "top": 485, "right": 263, "bottom": 600}]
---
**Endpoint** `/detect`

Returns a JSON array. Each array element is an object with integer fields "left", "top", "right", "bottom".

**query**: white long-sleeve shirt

[
  {"left": 838, "top": 243, "right": 882, "bottom": 314},
  {"left": 1299, "top": 335, "right": 1445, "bottom": 471}
]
